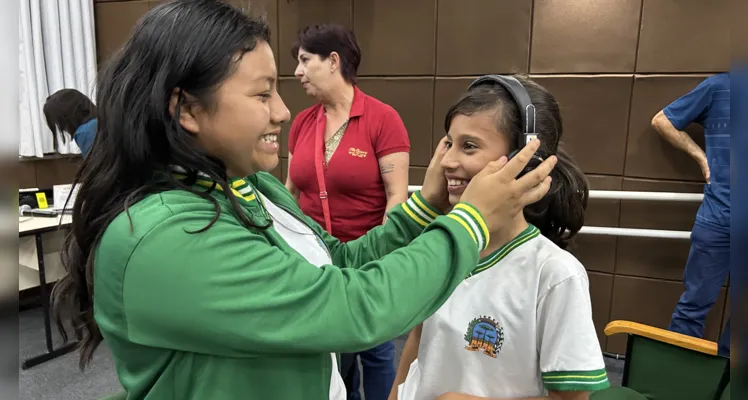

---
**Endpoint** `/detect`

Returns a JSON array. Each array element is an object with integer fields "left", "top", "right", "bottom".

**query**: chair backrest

[
  {"left": 719, "top": 382, "right": 729, "bottom": 400},
  {"left": 625, "top": 335, "right": 728, "bottom": 400}
]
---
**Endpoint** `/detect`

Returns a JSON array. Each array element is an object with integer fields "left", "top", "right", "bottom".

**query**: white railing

[{"left": 406, "top": 186, "right": 700, "bottom": 240}]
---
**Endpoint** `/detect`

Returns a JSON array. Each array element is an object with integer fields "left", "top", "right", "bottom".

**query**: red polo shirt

[{"left": 288, "top": 86, "right": 410, "bottom": 243}]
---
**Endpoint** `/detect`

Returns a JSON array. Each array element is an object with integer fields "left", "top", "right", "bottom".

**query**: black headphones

[{"left": 467, "top": 74, "right": 544, "bottom": 177}]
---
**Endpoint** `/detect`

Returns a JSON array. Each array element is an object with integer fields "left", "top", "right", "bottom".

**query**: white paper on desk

[{"left": 53, "top": 184, "right": 79, "bottom": 210}]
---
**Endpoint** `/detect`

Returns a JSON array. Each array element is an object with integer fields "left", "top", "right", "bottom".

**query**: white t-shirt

[
  {"left": 259, "top": 193, "right": 347, "bottom": 400},
  {"left": 398, "top": 224, "right": 609, "bottom": 399}
]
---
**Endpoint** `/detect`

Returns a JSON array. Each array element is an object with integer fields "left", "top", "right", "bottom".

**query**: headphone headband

[{"left": 467, "top": 75, "right": 538, "bottom": 148}]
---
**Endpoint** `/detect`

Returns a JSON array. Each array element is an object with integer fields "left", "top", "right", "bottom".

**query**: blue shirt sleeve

[
  {"left": 662, "top": 77, "right": 714, "bottom": 131},
  {"left": 73, "top": 118, "right": 97, "bottom": 157}
]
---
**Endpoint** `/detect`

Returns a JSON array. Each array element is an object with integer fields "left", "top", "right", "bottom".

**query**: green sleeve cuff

[
  {"left": 445, "top": 202, "right": 490, "bottom": 251},
  {"left": 542, "top": 369, "right": 611, "bottom": 392},
  {"left": 400, "top": 191, "right": 442, "bottom": 227}
]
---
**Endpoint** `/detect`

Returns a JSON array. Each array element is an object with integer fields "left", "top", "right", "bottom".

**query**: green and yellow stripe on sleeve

[
  {"left": 542, "top": 369, "right": 610, "bottom": 392},
  {"left": 401, "top": 191, "right": 442, "bottom": 227},
  {"left": 446, "top": 202, "right": 490, "bottom": 252},
  {"left": 400, "top": 192, "right": 489, "bottom": 252}
]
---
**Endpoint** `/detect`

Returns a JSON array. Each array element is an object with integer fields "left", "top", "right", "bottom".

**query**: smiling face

[
  {"left": 187, "top": 40, "right": 290, "bottom": 177},
  {"left": 440, "top": 110, "right": 512, "bottom": 206},
  {"left": 294, "top": 48, "right": 335, "bottom": 98}
]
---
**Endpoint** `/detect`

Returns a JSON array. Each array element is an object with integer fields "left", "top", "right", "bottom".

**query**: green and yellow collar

[{"left": 469, "top": 224, "right": 540, "bottom": 278}]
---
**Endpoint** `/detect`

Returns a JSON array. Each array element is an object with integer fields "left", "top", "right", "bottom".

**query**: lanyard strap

[{"left": 314, "top": 111, "right": 333, "bottom": 234}]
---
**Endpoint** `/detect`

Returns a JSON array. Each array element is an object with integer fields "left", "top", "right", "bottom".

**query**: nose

[
  {"left": 271, "top": 90, "right": 291, "bottom": 125},
  {"left": 440, "top": 146, "right": 459, "bottom": 170},
  {"left": 294, "top": 62, "right": 304, "bottom": 79}
]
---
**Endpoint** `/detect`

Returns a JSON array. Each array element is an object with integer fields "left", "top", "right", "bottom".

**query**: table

[{"left": 19, "top": 214, "right": 77, "bottom": 369}]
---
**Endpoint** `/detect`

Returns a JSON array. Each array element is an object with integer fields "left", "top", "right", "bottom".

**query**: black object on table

[{"left": 19, "top": 218, "right": 78, "bottom": 370}]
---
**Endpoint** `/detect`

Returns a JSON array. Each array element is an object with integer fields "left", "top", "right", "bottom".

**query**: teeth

[
  {"left": 447, "top": 179, "right": 468, "bottom": 186},
  {"left": 261, "top": 134, "right": 278, "bottom": 143}
]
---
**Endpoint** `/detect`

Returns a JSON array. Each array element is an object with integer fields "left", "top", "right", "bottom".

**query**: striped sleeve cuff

[
  {"left": 542, "top": 369, "right": 610, "bottom": 392},
  {"left": 400, "top": 191, "right": 442, "bottom": 227},
  {"left": 446, "top": 202, "right": 490, "bottom": 251}
]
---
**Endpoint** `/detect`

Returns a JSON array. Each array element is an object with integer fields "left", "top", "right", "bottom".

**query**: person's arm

[
  {"left": 389, "top": 323, "right": 423, "bottom": 400},
  {"left": 379, "top": 151, "right": 410, "bottom": 223},
  {"left": 375, "top": 108, "right": 412, "bottom": 223},
  {"left": 118, "top": 200, "right": 488, "bottom": 357},
  {"left": 284, "top": 152, "right": 300, "bottom": 202},
  {"left": 312, "top": 190, "right": 443, "bottom": 269},
  {"left": 651, "top": 110, "right": 709, "bottom": 182},
  {"left": 650, "top": 77, "right": 713, "bottom": 182}
]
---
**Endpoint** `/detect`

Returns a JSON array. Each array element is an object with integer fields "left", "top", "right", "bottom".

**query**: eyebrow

[{"left": 447, "top": 132, "right": 484, "bottom": 143}]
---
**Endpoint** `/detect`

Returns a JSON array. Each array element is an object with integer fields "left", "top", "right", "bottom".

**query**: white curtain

[{"left": 19, "top": 0, "right": 97, "bottom": 157}]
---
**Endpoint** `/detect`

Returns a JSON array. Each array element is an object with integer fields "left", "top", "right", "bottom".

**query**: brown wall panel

[
  {"left": 531, "top": 75, "right": 633, "bottom": 175},
  {"left": 588, "top": 272, "right": 614, "bottom": 349},
  {"left": 409, "top": 167, "right": 427, "bottom": 186},
  {"left": 432, "top": 77, "right": 475, "bottom": 145},
  {"left": 570, "top": 175, "right": 622, "bottom": 274},
  {"left": 353, "top": 0, "right": 436, "bottom": 76},
  {"left": 269, "top": 158, "right": 283, "bottom": 181},
  {"left": 33, "top": 158, "right": 82, "bottom": 189},
  {"left": 636, "top": 0, "right": 730, "bottom": 73},
  {"left": 530, "top": 0, "right": 642, "bottom": 73},
  {"left": 615, "top": 178, "right": 702, "bottom": 281},
  {"left": 224, "top": 0, "right": 279, "bottom": 58},
  {"left": 19, "top": 162, "right": 37, "bottom": 189},
  {"left": 435, "top": 0, "right": 531, "bottom": 76},
  {"left": 624, "top": 74, "right": 710, "bottom": 181},
  {"left": 94, "top": 0, "right": 153, "bottom": 64},
  {"left": 619, "top": 178, "right": 702, "bottom": 230},
  {"left": 281, "top": 158, "right": 289, "bottom": 183},
  {"left": 607, "top": 275, "right": 726, "bottom": 353},
  {"left": 277, "top": 0, "right": 352, "bottom": 76},
  {"left": 356, "top": 78, "right": 435, "bottom": 167}
]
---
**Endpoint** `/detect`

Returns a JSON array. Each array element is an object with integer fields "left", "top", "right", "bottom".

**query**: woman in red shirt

[{"left": 285, "top": 24, "right": 410, "bottom": 400}]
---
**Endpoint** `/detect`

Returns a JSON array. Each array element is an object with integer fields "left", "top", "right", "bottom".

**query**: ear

[
  {"left": 168, "top": 88, "right": 201, "bottom": 134},
  {"left": 328, "top": 51, "right": 341, "bottom": 73}
]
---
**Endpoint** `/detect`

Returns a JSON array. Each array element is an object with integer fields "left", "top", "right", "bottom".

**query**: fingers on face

[{"left": 430, "top": 137, "right": 450, "bottom": 165}]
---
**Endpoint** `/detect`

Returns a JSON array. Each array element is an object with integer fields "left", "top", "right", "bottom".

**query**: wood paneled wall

[{"left": 56, "top": 0, "right": 729, "bottom": 353}]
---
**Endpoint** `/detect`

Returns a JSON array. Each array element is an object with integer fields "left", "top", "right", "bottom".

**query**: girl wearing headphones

[{"left": 390, "top": 76, "right": 610, "bottom": 400}]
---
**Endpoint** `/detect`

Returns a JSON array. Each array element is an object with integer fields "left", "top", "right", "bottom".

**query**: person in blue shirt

[
  {"left": 43, "top": 88, "right": 98, "bottom": 157},
  {"left": 651, "top": 72, "right": 730, "bottom": 357}
]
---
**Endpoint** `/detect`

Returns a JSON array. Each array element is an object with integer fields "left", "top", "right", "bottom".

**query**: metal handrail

[{"left": 406, "top": 186, "right": 700, "bottom": 240}]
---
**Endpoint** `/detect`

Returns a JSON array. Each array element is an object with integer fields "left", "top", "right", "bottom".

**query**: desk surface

[{"left": 19, "top": 214, "right": 72, "bottom": 236}]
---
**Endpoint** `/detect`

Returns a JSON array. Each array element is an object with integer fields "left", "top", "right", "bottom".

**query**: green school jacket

[{"left": 93, "top": 171, "right": 489, "bottom": 399}]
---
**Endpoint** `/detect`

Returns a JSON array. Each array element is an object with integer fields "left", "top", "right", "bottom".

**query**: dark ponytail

[
  {"left": 445, "top": 75, "right": 589, "bottom": 249},
  {"left": 524, "top": 146, "right": 589, "bottom": 249}
]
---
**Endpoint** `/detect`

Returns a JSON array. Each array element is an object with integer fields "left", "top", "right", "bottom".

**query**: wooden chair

[{"left": 591, "top": 320, "right": 729, "bottom": 400}]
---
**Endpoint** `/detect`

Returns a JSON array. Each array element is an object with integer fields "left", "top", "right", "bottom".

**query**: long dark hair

[
  {"left": 444, "top": 75, "right": 589, "bottom": 249},
  {"left": 50, "top": 0, "right": 271, "bottom": 369},
  {"left": 43, "top": 88, "right": 96, "bottom": 147}
]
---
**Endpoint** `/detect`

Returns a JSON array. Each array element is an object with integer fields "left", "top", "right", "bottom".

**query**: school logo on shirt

[
  {"left": 348, "top": 148, "right": 368, "bottom": 158},
  {"left": 464, "top": 316, "right": 504, "bottom": 358}
]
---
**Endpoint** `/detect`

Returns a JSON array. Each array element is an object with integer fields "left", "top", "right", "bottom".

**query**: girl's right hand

[{"left": 460, "top": 140, "right": 556, "bottom": 234}]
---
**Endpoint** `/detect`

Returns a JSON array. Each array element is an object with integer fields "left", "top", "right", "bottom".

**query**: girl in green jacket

[{"left": 51, "top": 1, "right": 556, "bottom": 399}]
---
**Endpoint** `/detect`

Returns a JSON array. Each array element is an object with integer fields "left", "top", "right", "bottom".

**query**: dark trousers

[
  {"left": 668, "top": 223, "right": 730, "bottom": 357},
  {"left": 340, "top": 341, "right": 396, "bottom": 400}
]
